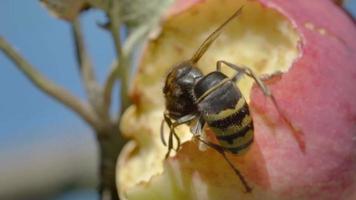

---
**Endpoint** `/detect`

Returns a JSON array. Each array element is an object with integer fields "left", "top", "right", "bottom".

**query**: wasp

[{"left": 161, "top": 6, "right": 291, "bottom": 193}]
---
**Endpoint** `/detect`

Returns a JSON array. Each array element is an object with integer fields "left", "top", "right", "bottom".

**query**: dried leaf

[{"left": 39, "top": 0, "right": 89, "bottom": 21}]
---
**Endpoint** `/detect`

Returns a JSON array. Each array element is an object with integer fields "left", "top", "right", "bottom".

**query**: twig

[
  {"left": 122, "top": 23, "right": 150, "bottom": 55},
  {"left": 103, "top": 57, "right": 130, "bottom": 118},
  {"left": 71, "top": 18, "right": 106, "bottom": 119},
  {"left": 103, "top": 60, "right": 118, "bottom": 116},
  {"left": 0, "top": 36, "right": 102, "bottom": 131},
  {"left": 72, "top": 18, "right": 96, "bottom": 83},
  {"left": 104, "top": 3, "right": 130, "bottom": 119},
  {"left": 110, "top": 23, "right": 130, "bottom": 116}
]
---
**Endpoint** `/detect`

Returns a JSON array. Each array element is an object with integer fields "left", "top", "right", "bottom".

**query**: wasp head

[{"left": 163, "top": 61, "right": 203, "bottom": 119}]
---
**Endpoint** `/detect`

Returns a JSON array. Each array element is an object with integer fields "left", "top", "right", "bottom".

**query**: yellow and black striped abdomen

[
  {"left": 205, "top": 98, "right": 254, "bottom": 154},
  {"left": 194, "top": 71, "right": 254, "bottom": 154}
]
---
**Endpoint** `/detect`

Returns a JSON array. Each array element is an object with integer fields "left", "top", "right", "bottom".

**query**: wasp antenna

[{"left": 190, "top": 6, "right": 244, "bottom": 64}]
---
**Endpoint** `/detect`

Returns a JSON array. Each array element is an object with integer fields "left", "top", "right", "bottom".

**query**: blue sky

[
  {"left": 0, "top": 1, "right": 355, "bottom": 199},
  {"left": 0, "top": 1, "right": 116, "bottom": 144},
  {"left": 0, "top": 1, "right": 115, "bottom": 199}
]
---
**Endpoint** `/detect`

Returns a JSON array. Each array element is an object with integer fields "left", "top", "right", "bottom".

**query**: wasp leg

[
  {"left": 161, "top": 112, "right": 172, "bottom": 146},
  {"left": 194, "top": 136, "right": 252, "bottom": 193},
  {"left": 160, "top": 119, "right": 167, "bottom": 146},
  {"left": 191, "top": 116, "right": 205, "bottom": 136},
  {"left": 216, "top": 60, "right": 292, "bottom": 119},
  {"left": 216, "top": 60, "right": 293, "bottom": 119},
  {"left": 191, "top": 117, "right": 210, "bottom": 151},
  {"left": 216, "top": 60, "right": 305, "bottom": 151},
  {"left": 163, "top": 114, "right": 197, "bottom": 159},
  {"left": 171, "top": 114, "right": 197, "bottom": 150},
  {"left": 171, "top": 126, "right": 180, "bottom": 152},
  {"left": 216, "top": 60, "right": 270, "bottom": 93},
  {"left": 216, "top": 60, "right": 290, "bottom": 115},
  {"left": 161, "top": 113, "right": 174, "bottom": 158}
]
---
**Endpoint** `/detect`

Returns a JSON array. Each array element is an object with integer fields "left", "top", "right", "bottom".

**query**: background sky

[
  {"left": 0, "top": 1, "right": 116, "bottom": 199},
  {"left": 0, "top": 1, "right": 355, "bottom": 200}
]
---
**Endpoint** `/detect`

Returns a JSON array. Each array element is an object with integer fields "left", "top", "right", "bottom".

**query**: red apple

[{"left": 117, "top": 0, "right": 356, "bottom": 200}]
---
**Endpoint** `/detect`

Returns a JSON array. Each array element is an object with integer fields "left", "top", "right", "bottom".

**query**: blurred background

[{"left": 0, "top": 1, "right": 355, "bottom": 200}]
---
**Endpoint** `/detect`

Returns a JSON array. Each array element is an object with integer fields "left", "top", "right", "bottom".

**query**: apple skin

[
  {"left": 117, "top": 0, "right": 356, "bottom": 200},
  {"left": 246, "top": 0, "right": 356, "bottom": 199}
]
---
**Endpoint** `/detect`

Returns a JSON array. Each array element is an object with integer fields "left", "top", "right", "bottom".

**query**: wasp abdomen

[{"left": 194, "top": 72, "right": 254, "bottom": 154}]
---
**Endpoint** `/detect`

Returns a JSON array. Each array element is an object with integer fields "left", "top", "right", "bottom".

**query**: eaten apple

[{"left": 117, "top": 0, "right": 356, "bottom": 200}]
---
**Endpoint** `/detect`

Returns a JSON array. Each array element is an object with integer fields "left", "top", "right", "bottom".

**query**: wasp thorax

[{"left": 163, "top": 61, "right": 203, "bottom": 119}]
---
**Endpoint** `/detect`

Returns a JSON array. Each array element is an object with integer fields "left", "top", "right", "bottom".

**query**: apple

[{"left": 117, "top": 0, "right": 356, "bottom": 200}]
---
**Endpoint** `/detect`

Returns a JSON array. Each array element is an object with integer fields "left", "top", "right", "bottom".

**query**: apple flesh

[{"left": 117, "top": 0, "right": 356, "bottom": 200}]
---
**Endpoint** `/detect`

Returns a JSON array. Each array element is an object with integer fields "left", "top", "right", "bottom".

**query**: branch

[
  {"left": 71, "top": 18, "right": 106, "bottom": 117},
  {"left": 72, "top": 18, "right": 96, "bottom": 87},
  {"left": 0, "top": 36, "right": 102, "bottom": 131},
  {"left": 103, "top": 60, "right": 118, "bottom": 116},
  {"left": 103, "top": 4, "right": 131, "bottom": 118},
  {"left": 122, "top": 23, "right": 150, "bottom": 55}
]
